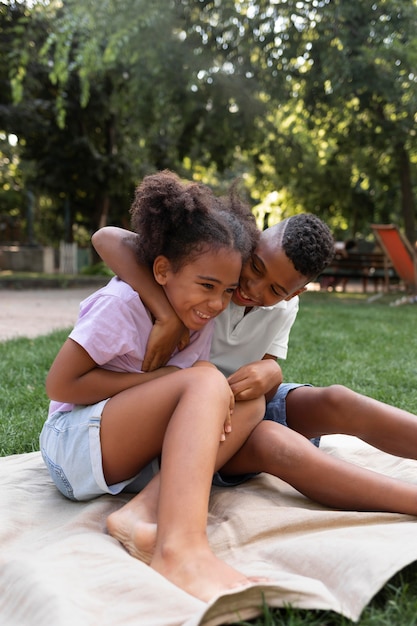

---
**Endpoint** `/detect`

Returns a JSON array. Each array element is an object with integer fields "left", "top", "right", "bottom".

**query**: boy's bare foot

[
  {"left": 150, "top": 544, "right": 263, "bottom": 602},
  {"left": 107, "top": 503, "right": 157, "bottom": 564}
]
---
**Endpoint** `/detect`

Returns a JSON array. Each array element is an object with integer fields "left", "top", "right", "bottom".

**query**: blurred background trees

[{"left": 1, "top": 0, "right": 416, "bottom": 249}]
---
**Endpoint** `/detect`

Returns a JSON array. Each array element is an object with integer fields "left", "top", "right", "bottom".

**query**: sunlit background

[{"left": 1, "top": 0, "right": 416, "bottom": 263}]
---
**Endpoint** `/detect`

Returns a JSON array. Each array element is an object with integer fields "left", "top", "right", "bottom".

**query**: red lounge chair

[{"left": 371, "top": 224, "right": 417, "bottom": 296}]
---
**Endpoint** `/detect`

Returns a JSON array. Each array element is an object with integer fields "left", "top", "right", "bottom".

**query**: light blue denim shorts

[
  {"left": 40, "top": 400, "right": 159, "bottom": 501},
  {"left": 214, "top": 382, "right": 317, "bottom": 487}
]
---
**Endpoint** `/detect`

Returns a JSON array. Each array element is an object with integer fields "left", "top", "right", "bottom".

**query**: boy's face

[{"left": 232, "top": 231, "right": 308, "bottom": 308}]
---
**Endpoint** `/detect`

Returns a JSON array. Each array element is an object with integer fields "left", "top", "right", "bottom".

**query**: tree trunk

[
  {"left": 97, "top": 195, "right": 110, "bottom": 229},
  {"left": 395, "top": 140, "right": 416, "bottom": 247}
]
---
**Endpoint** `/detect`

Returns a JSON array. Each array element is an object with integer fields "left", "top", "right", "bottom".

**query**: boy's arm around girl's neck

[{"left": 91, "top": 227, "right": 189, "bottom": 371}]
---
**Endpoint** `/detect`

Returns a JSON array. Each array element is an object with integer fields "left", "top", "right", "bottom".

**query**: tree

[
  {"left": 2, "top": 0, "right": 416, "bottom": 245},
  {"left": 3, "top": 0, "right": 266, "bottom": 239},
  {"left": 237, "top": 0, "right": 417, "bottom": 241}
]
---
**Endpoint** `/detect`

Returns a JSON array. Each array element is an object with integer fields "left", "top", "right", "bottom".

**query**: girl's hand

[
  {"left": 227, "top": 359, "right": 283, "bottom": 402},
  {"left": 219, "top": 386, "right": 235, "bottom": 442},
  {"left": 142, "top": 316, "right": 189, "bottom": 371},
  {"left": 223, "top": 386, "right": 235, "bottom": 440}
]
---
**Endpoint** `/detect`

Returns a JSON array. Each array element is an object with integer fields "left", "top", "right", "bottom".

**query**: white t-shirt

[
  {"left": 49, "top": 277, "right": 214, "bottom": 415},
  {"left": 210, "top": 298, "right": 299, "bottom": 378}
]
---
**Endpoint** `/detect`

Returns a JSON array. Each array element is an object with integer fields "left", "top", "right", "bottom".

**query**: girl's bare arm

[
  {"left": 45, "top": 338, "right": 178, "bottom": 404},
  {"left": 91, "top": 227, "right": 189, "bottom": 370}
]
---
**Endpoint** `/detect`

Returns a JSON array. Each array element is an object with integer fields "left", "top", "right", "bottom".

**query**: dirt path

[{"left": 0, "top": 288, "right": 98, "bottom": 342}]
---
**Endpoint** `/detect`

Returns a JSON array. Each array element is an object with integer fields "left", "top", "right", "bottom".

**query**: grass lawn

[{"left": 1, "top": 290, "right": 416, "bottom": 625}]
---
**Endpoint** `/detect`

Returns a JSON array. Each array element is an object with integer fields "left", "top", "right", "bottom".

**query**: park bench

[{"left": 318, "top": 250, "right": 399, "bottom": 293}]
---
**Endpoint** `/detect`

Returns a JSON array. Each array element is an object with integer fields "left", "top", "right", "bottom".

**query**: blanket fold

[{"left": 1, "top": 436, "right": 416, "bottom": 625}]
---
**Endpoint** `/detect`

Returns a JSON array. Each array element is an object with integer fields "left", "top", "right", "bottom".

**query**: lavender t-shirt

[{"left": 48, "top": 277, "right": 214, "bottom": 416}]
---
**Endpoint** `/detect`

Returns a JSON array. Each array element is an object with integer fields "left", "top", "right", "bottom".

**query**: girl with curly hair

[{"left": 40, "top": 170, "right": 265, "bottom": 602}]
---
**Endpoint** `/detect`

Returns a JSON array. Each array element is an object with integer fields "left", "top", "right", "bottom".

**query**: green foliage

[
  {"left": 1, "top": 0, "right": 416, "bottom": 246},
  {"left": 241, "top": 0, "right": 417, "bottom": 239},
  {"left": 80, "top": 261, "right": 114, "bottom": 276}
]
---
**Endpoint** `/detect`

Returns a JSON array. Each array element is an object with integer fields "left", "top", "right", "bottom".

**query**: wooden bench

[{"left": 318, "top": 251, "right": 399, "bottom": 293}]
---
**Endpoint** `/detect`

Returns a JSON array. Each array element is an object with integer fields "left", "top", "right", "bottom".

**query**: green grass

[
  {"left": 1, "top": 290, "right": 416, "bottom": 625},
  {"left": 0, "top": 329, "right": 68, "bottom": 456},
  {"left": 283, "top": 291, "right": 417, "bottom": 413}
]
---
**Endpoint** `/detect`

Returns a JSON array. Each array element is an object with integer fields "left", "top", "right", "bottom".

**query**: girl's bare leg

[
  {"left": 102, "top": 367, "right": 265, "bottom": 601},
  {"left": 222, "top": 420, "right": 417, "bottom": 515},
  {"left": 285, "top": 384, "right": 417, "bottom": 459},
  {"left": 107, "top": 394, "right": 265, "bottom": 565}
]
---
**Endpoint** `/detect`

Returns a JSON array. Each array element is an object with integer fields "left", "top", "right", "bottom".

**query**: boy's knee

[
  {"left": 318, "top": 384, "right": 352, "bottom": 409},
  {"left": 249, "top": 420, "right": 304, "bottom": 466}
]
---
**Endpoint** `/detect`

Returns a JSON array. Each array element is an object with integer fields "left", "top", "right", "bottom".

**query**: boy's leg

[
  {"left": 264, "top": 383, "right": 320, "bottom": 447},
  {"left": 282, "top": 384, "right": 417, "bottom": 459},
  {"left": 221, "top": 420, "right": 417, "bottom": 515}
]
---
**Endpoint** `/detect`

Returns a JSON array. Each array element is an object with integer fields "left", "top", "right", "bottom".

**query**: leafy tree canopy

[{"left": 1, "top": 0, "right": 416, "bottom": 246}]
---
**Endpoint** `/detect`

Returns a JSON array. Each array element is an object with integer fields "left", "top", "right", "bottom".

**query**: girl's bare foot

[
  {"left": 150, "top": 544, "right": 261, "bottom": 602},
  {"left": 107, "top": 501, "right": 157, "bottom": 564}
]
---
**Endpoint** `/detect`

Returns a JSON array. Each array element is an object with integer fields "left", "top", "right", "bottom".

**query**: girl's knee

[{"left": 184, "top": 366, "right": 230, "bottom": 399}]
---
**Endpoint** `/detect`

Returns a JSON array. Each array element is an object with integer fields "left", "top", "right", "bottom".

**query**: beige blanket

[{"left": 1, "top": 436, "right": 416, "bottom": 626}]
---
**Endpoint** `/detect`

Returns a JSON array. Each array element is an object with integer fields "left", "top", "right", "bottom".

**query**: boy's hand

[
  {"left": 142, "top": 317, "right": 189, "bottom": 371},
  {"left": 227, "top": 359, "right": 283, "bottom": 402}
]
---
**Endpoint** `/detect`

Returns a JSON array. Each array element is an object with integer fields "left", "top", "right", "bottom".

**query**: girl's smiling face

[{"left": 154, "top": 247, "right": 242, "bottom": 331}]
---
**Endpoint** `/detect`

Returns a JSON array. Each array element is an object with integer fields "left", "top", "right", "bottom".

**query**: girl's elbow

[
  {"left": 45, "top": 375, "right": 55, "bottom": 400},
  {"left": 45, "top": 372, "right": 64, "bottom": 401}
]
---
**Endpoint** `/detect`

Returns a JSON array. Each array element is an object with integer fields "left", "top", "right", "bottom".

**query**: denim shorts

[
  {"left": 40, "top": 400, "right": 159, "bottom": 501},
  {"left": 213, "top": 382, "right": 318, "bottom": 487},
  {"left": 264, "top": 382, "right": 320, "bottom": 448}
]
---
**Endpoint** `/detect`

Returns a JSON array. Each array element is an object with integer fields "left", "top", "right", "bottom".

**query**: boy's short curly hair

[
  {"left": 129, "top": 170, "right": 259, "bottom": 270},
  {"left": 276, "top": 214, "right": 335, "bottom": 279}
]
